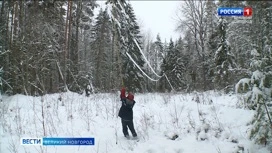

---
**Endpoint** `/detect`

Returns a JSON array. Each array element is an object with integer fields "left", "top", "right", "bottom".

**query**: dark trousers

[{"left": 121, "top": 119, "right": 137, "bottom": 137}]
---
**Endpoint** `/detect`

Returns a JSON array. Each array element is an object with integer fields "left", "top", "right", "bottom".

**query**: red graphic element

[{"left": 244, "top": 7, "right": 252, "bottom": 17}]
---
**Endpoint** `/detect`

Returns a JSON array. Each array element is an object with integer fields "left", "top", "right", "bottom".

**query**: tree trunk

[
  {"left": 111, "top": 27, "right": 115, "bottom": 90},
  {"left": 63, "top": 0, "right": 72, "bottom": 91},
  {"left": 74, "top": 0, "right": 82, "bottom": 73},
  {"left": 67, "top": 0, "right": 73, "bottom": 86}
]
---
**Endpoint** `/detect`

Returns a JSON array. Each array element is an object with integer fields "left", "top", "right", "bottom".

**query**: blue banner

[
  {"left": 43, "top": 137, "right": 95, "bottom": 146},
  {"left": 218, "top": 7, "right": 244, "bottom": 16}
]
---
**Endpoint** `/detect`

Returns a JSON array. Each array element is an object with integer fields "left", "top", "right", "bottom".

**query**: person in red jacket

[{"left": 118, "top": 87, "right": 137, "bottom": 138}]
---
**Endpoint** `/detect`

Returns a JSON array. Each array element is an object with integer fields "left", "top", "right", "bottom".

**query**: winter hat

[{"left": 127, "top": 92, "right": 134, "bottom": 101}]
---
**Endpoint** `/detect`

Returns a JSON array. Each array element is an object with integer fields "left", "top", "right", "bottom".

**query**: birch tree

[{"left": 176, "top": 0, "right": 210, "bottom": 91}]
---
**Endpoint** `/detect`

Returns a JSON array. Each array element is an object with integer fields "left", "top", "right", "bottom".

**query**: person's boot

[{"left": 125, "top": 134, "right": 130, "bottom": 139}]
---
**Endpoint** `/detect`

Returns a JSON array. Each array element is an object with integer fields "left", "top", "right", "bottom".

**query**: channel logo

[
  {"left": 218, "top": 7, "right": 252, "bottom": 17},
  {"left": 21, "top": 138, "right": 42, "bottom": 145}
]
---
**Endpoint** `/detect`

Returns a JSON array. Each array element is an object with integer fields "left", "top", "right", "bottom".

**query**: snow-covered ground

[{"left": 0, "top": 91, "right": 270, "bottom": 153}]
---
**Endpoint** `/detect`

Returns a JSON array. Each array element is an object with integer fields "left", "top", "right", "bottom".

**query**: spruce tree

[
  {"left": 182, "top": 30, "right": 197, "bottom": 92},
  {"left": 173, "top": 38, "right": 186, "bottom": 90},
  {"left": 92, "top": 8, "right": 112, "bottom": 92},
  {"left": 147, "top": 34, "right": 164, "bottom": 91},
  {"left": 77, "top": 1, "right": 97, "bottom": 92},
  {"left": 1, "top": 0, "right": 67, "bottom": 95},
  {"left": 154, "top": 34, "right": 164, "bottom": 72},
  {"left": 236, "top": 1, "right": 272, "bottom": 146},
  {"left": 107, "top": 0, "right": 146, "bottom": 92},
  {"left": 160, "top": 39, "right": 175, "bottom": 92},
  {"left": 122, "top": 3, "right": 145, "bottom": 92},
  {"left": 213, "top": 16, "right": 236, "bottom": 90},
  {"left": 160, "top": 39, "right": 185, "bottom": 91},
  {"left": 248, "top": 1, "right": 272, "bottom": 146}
]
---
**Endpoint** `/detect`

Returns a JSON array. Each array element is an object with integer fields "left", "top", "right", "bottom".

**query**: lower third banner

[{"left": 43, "top": 137, "right": 94, "bottom": 146}]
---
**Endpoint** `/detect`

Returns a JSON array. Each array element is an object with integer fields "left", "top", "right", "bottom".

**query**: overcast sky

[
  {"left": 97, "top": 1, "right": 182, "bottom": 42},
  {"left": 130, "top": 1, "right": 182, "bottom": 42}
]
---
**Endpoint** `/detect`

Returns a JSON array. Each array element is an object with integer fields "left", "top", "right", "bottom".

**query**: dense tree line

[
  {"left": 0, "top": 0, "right": 146, "bottom": 94},
  {"left": 0, "top": 0, "right": 271, "bottom": 96},
  {"left": 138, "top": 0, "right": 270, "bottom": 95},
  {"left": 141, "top": 0, "right": 271, "bottom": 145}
]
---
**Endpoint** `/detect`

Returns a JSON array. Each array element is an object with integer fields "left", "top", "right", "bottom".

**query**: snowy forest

[
  {"left": 0, "top": 0, "right": 272, "bottom": 151},
  {"left": 0, "top": 0, "right": 271, "bottom": 94}
]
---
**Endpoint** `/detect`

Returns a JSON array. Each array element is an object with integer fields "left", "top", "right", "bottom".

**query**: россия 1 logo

[{"left": 218, "top": 7, "right": 252, "bottom": 17}]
